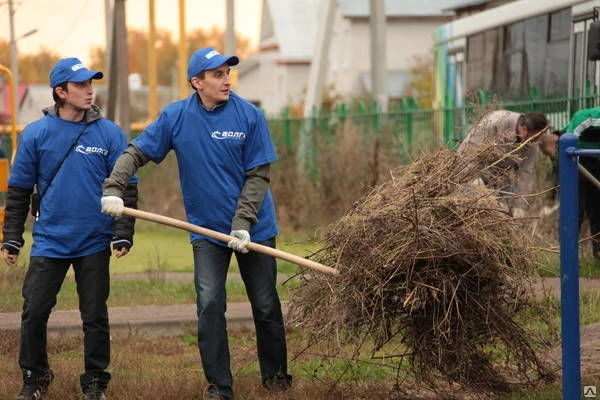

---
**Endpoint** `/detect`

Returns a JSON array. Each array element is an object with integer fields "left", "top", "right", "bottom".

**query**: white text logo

[
  {"left": 211, "top": 130, "right": 246, "bottom": 140},
  {"left": 76, "top": 145, "right": 109, "bottom": 156},
  {"left": 205, "top": 50, "right": 220, "bottom": 59},
  {"left": 71, "top": 63, "right": 86, "bottom": 71}
]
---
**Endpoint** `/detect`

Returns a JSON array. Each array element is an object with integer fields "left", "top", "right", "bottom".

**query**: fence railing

[
  {"left": 267, "top": 94, "right": 600, "bottom": 175},
  {"left": 3, "top": 93, "right": 600, "bottom": 174}
]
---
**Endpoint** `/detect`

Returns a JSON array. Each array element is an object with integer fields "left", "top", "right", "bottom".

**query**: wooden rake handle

[{"left": 122, "top": 207, "right": 340, "bottom": 276}]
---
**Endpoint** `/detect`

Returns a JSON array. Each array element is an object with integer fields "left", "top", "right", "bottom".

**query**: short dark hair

[
  {"left": 52, "top": 82, "right": 69, "bottom": 106},
  {"left": 519, "top": 112, "right": 548, "bottom": 134}
]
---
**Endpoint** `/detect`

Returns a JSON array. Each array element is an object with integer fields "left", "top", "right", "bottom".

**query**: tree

[
  {"left": 0, "top": 39, "right": 10, "bottom": 68},
  {"left": 89, "top": 27, "right": 254, "bottom": 86},
  {"left": 0, "top": 39, "right": 61, "bottom": 84},
  {"left": 403, "top": 54, "right": 434, "bottom": 108},
  {"left": 19, "top": 48, "right": 61, "bottom": 84}
]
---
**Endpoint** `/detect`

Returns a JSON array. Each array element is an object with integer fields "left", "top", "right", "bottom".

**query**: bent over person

[
  {"left": 457, "top": 110, "right": 549, "bottom": 217},
  {"left": 101, "top": 47, "right": 291, "bottom": 400},
  {"left": 1, "top": 58, "right": 138, "bottom": 400},
  {"left": 560, "top": 107, "right": 600, "bottom": 260}
]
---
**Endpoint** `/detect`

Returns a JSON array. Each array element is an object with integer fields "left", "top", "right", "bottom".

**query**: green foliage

[
  {"left": 89, "top": 27, "right": 254, "bottom": 87},
  {"left": 402, "top": 54, "right": 434, "bottom": 108},
  {"left": 0, "top": 39, "right": 61, "bottom": 84}
]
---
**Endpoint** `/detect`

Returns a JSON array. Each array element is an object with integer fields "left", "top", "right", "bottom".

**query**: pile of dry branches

[{"left": 288, "top": 132, "right": 556, "bottom": 394}]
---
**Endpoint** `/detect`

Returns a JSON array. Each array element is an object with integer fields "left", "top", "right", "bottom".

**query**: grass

[
  {"left": 1, "top": 227, "right": 599, "bottom": 399},
  {"left": 0, "top": 324, "right": 597, "bottom": 400},
  {"left": 16, "top": 221, "right": 320, "bottom": 275},
  {"left": 0, "top": 329, "right": 404, "bottom": 400},
  {"left": 0, "top": 225, "right": 312, "bottom": 312},
  {"left": 3, "top": 326, "right": 592, "bottom": 400}
]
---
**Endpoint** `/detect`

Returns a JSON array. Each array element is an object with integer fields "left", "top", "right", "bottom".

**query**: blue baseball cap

[
  {"left": 187, "top": 47, "right": 239, "bottom": 80},
  {"left": 49, "top": 57, "right": 103, "bottom": 88}
]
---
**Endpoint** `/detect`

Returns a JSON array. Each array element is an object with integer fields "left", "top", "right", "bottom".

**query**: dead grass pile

[{"left": 288, "top": 133, "right": 557, "bottom": 394}]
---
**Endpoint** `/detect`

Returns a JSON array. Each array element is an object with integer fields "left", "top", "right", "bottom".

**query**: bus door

[{"left": 571, "top": 3, "right": 600, "bottom": 111}]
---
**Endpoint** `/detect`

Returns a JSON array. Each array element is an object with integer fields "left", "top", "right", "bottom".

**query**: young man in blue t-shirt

[
  {"left": 101, "top": 47, "right": 291, "bottom": 400},
  {"left": 2, "top": 57, "right": 138, "bottom": 400}
]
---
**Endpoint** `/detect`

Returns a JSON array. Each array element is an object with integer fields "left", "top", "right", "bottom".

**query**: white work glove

[
  {"left": 228, "top": 230, "right": 250, "bottom": 253},
  {"left": 101, "top": 196, "right": 124, "bottom": 217}
]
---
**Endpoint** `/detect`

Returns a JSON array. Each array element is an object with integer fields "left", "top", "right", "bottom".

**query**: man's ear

[
  {"left": 190, "top": 77, "right": 202, "bottom": 91},
  {"left": 54, "top": 86, "right": 67, "bottom": 100}
]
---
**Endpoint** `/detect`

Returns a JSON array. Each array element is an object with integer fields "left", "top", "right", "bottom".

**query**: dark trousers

[
  {"left": 192, "top": 238, "right": 288, "bottom": 399},
  {"left": 579, "top": 157, "right": 600, "bottom": 259},
  {"left": 19, "top": 248, "right": 112, "bottom": 387}
]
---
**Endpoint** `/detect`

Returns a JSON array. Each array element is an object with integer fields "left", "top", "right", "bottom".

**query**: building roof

[
  {"left": 338, "top": 0, "right": 465, "bottom": 17},
  {"left": 261, "top": 0, "right": 463, "bottom": 62}
]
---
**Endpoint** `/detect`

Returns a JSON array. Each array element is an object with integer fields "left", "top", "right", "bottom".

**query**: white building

[{"left": 235, "top": 0, "right": 464, "bottom": 115}]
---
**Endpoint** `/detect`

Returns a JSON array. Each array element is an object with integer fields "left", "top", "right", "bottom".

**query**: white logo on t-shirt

[
  {"left": 76, "top": 145, "right": 109, "bottom": 156},
  {"left": 211, "top": 130, "right": 246, "bottom": 140}
]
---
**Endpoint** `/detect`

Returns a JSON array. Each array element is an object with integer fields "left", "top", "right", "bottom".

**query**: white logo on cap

[
  {"left": 205, "top": 50, "right": 220, "bottom": 59},
  {"left": 71, "top": 63, "right": 86, "bottom": 71}
]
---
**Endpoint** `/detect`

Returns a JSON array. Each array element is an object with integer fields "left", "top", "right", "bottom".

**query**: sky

[{"left": 0, "top": 0, "right": 263, "bottom": 65}]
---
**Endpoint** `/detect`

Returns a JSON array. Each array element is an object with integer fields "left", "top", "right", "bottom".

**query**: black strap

[{"left": 38, "top": 122, "right": 90, "bottom": 197}]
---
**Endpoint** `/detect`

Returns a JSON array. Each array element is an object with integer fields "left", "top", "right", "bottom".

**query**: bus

[{"left": 433, "top": 0, "right": 600, "bottom": 143}]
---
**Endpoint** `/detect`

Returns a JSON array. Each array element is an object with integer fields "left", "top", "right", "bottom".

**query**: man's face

[
  {"left": 192, "top": 63, "right": 232, "bottom": 108},
  {"left": 516, "top": 123, "right": 530, "bottom": 142},
  {"left": 56, "top": 80, "right": 94, "bottom": 112}
]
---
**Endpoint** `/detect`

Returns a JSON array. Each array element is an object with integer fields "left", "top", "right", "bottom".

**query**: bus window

[
  {"left": 573, "top": 22, "right": 585, "bottom": 94},
  {"left": 545, "top": 9, "right": 570, "bottom": 96}
]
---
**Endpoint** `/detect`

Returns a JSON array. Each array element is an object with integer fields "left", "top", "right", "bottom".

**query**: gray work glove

[{"left": 228, "top": 230, "right": 250, "bottom": 253}]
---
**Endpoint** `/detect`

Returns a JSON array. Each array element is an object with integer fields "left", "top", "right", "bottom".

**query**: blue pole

[{"left": 558, "top": 133, "right": 581, "bottom": 400}]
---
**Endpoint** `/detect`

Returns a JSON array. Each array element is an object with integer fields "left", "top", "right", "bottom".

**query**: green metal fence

[{"left": 268, "top": 94, "right": 600, "bottom": 174}]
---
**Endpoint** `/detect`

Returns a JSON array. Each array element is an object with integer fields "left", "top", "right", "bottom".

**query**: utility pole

[
  {"left": 107, "top": 0, "right": 130, "bottom": 132},
  {"left": 369, "top": 0, "right": 387, "bottom": 112},
  {"left": 104, "top": 0, "right": 113, "bottom": 74},
  {"left": 8, "top": 0, "right": 18, "bottom": 122},
  {"left": 225, "top": 0, "right": 235, "bottom": 55},
  {"left": 148, "top": 0, "right": 158, "bottom": 120},
  {"left": 6, "top": 0, "right": 37, "bottom": 124},
  {"left": 178, "top": 0, "right": 187, "bottom": 99},
  {"left": 298, "top": 0, "right": 336, "bottom": 174}
]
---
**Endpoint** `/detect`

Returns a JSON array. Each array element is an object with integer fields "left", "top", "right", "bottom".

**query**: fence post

[
  {"left": 558, "top": 133, "right": 581, "bottom": 400},
  {"left": 443, "top": 92, "right": 454, "bottom": 147},
  {"left": 371, "top": 100, "right": 381, "bottom": 134},
  {"left": 336, "top": 103, "right": 347, "bottom": 126},
  {"left": 281, "top": 107, "right": 292, "bottom": 149}
]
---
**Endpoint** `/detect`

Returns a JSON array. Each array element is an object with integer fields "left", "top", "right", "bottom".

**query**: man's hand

[
  {"left": 101, "top": 196, "right": 124, "bottom": 217},
  {"left": 111, "top": 237, "right": 132, "bottom": 258},
  {"left": 228, "top": 230, "right": 250, "bottom": 253},
  {"left": 538, "top": 133, "right": 558, "bottom": 159},
  {"left": 1, "top": 240, "right": 22, "bottom": 264}
]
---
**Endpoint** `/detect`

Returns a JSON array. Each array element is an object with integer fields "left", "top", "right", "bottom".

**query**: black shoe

[
  {"left": 206, "top": 394, "right": 228, "bottom": 400},
  {"left": 15, "top": 369, "right": 54, "bottom": 400},
  {"left": 81, "top": 376, "right": 108, "bottom": 400},
  {"left": 205, "top": 384, "right": 232, "bottom": 400},
  {"left": 82, "top": 389, "right": 106, "bottom": 400},
  {"left": 81, "top": 372, "right": 109, "bottom": 400},
  {"left": 262, "top": 373, "right": 292, "bottom": 392}
]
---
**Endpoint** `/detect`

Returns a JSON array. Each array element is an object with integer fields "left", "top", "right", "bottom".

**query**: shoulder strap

[{"left": 38, "top": 122, "right": 90, "bottom": 197}]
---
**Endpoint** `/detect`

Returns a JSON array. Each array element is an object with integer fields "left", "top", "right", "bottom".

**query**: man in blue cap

[
  {"left": 2, "top": 57, "right": 138, "bottom": 400},
  {"left": 101, "top": 47, "right": 291, "bottom": 399}
]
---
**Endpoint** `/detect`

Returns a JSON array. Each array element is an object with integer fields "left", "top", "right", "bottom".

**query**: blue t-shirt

[
  {"left": 9, "top": 114, "right": 131, "bottom": 257},
  {"left": 133, "top": 92, "right": 279, "bottom": 245}
]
